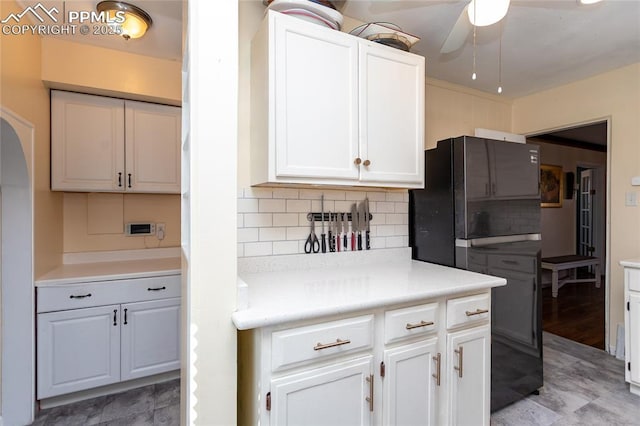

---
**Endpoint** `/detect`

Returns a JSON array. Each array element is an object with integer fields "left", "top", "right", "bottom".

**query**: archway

[{"left": 0, "top": 108, "right": 35, "bottom": 425}]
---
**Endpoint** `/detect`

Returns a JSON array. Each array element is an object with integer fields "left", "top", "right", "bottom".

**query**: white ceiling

[
  {"left": 15, "top": 0, "right": 640, "bottom": 98},
  {"left": 342, "top": 0, "right": 640, "bottom": 98}
]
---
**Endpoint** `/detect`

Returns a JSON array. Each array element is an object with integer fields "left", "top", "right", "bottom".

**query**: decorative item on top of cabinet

[
  {"left": 51, "top": 90, "right": 181, "bottom": 193},
  {"left": 250, "top": 11, "right": 425, "bottom": 189}
]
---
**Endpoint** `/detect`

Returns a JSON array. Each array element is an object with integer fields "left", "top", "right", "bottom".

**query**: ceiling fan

[
  {"left": 440, "top": 0, "right": 603, "bottom": 54},
  {"left": 440, "top": 0, "right": 510, "bottom": 54}
]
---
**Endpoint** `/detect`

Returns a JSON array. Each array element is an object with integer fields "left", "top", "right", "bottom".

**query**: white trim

[
  {"left": 0, "top": 106, "right": 36, "bottom": 426},
  {"left": 63, "top": 247, "right": 181, "bottom": 264}
]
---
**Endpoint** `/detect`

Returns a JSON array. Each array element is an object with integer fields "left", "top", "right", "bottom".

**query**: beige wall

[
  {"left": 40, "top": 38, "right": 182, "bottom": 254},
  {"left": 529, "top": 140, "right": 607, "bottom": 258},
  {"left": 513, "top": 63, "right": 640, "bottom": 349},
  {"left": 0, "top": 1, "right": 63, "bottom": 277},
  {"left": 41, "top": 38, "right": 182, "bottom": 105}
]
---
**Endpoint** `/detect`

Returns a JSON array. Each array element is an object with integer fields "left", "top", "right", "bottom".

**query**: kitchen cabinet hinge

[
  {"left": 380, "top": 361, "right": 385, "bottom": 378},
  {"left": 266, "top": 392, "right": 271, "bottom": 411}
]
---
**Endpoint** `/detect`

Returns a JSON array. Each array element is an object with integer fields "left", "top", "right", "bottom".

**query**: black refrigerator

[{"left": 409, "top": 136, "right": 543, "bottom": 412}]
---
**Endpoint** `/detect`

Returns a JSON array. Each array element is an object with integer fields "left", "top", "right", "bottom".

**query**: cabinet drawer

[
  {"left": 384, "top": 303, "right": 438, "bottom": 344},
  {"left": 446, "top": 292, "right": 490, "bottom": 329},
  {"left": 37, "top": 275, "right": 181, "bottom": 313},
  {"left": 271, "top": 315, "right": 374, "bottom": 372},
  {"left": 488, "top": 254, "right": 535, "bottom": 274},
  {"left": 629, "top": 268, "right": 640, "bottom": 292}
]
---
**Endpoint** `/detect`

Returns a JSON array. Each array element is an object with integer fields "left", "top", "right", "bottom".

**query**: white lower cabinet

[
  {"left": 446, "top": 325, "right": 491, "bottom": 426},
  {"left": 382, "top": 338, "right": 438, "bottom": 426},
  {"left": 37, "top": 275, "right": 181, "bottom": 399},
  {"left": 623, "top": 264, "right": 640, "bottom": 395},
  {"left": 37, "top": 305, "right": 121, "bottom": 398},
  {"left": 121, "top": 298, "right": 181, "bottom": 380},
  {"left": 239, "top": 290, "right": 491, "bottom": 426},
  {"left": 271, "top": 357, "right": 374, "bottom": 426}
]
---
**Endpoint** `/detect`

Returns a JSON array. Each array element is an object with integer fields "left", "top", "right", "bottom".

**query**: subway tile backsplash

[{"left": 237, "top": 187, "right": 409, "bottom": 258}]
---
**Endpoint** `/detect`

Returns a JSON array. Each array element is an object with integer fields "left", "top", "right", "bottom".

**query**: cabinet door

[
  {"left": 37, "top": 305, "right": 121, "bottom": 398},
  {"left": 270, "top": 356, "right": 373, "bottom": 426},
  {"left": 51, "top": 91, "right": 125, "bottom": 191},
  {"left": 359, "top": 43, "right": 424, "bottom": 186},
  {"left": 121, "top": 298, "right": 181, "bottom": 381},
  {"left": 273, "top": 14, "right": 359, "bottom": 181},
  {"left": 125, "top": 101, "right": 181, "bottom": 193},
  {"left": 629, "top": 292, "right": 640, "bottom": 384},
  {"left": 447, "top": 325, "right": 490, "bottom": 426},
  {"left": 382, "top": 339, "right": 438, "bottom": 426}
]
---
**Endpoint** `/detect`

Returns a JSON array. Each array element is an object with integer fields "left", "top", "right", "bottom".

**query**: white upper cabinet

[
  {"left": 51, "top": 90, "right": 181, "bottom": 193},
  {"left": 125, "top": 101, "right": 181, "bottom": 193},
  {"left": 359, "top": 43, "right": 425, "bottom": 185},
  {"left": 251, "top": 11, "right": 425, "bottom": 188},
  {"left": 51, "top": 91, "right": 125, "bottom": 192}
]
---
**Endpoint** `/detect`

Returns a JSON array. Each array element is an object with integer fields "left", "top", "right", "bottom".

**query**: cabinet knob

[
  {"left": 354, "top": 158, "right": 362, "bottom": 165},
  {"left": 363, "top": 159, "right": 371, "bottom": 167}
]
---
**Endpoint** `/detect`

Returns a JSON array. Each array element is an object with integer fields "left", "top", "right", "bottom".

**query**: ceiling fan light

[
  {"left": 97, "top": 1, "right": 152, "bottom": 40},
  {"left": 467, "top": 0, "right": 511, "bottom": 27}
]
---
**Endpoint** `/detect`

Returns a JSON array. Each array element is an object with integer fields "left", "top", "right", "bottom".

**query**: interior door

[{"left": 578, "top": 169, "right": 595, "bottom": 259}]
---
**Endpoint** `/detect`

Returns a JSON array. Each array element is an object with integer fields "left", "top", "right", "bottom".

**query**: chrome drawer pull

[
  {"left": 69, "top": 293, "right": 92, "bottom": 299},
  {"left": 147, "top": 286, "right": 167, "bottom": 291},
  {"left": 465, "top": 308, "right": 489, "bottom": 317},
  {"left": 432, "top": 353, "right": 441, "bottom": 386},
  {"left": 454, "top": 346, "right": 463, "bottom": 378},
  {"left": 406, "top": 320, "right": 434, "bottom": 330},
  {"left": 314, "top": 338, "right": 351, "bottom": 351}
]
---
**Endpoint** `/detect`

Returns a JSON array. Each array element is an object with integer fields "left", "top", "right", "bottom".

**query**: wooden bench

[{"left": 541, "top": 255, "right": 600, "bottom": 298}]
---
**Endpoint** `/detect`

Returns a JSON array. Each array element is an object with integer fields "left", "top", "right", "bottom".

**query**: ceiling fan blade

[{"left": 440, "top": 4, "right": 472, "bottom": 54}]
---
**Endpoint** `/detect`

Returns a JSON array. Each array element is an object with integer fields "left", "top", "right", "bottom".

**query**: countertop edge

[
  {"left": 36, "top": 268, "right": 182, "bottom": 287},
  {"left": 620, "top": 259, "right": 640, "bottom": 268},
  {"left": 231, "top": 277, "right": 505, "bottom": 330}
]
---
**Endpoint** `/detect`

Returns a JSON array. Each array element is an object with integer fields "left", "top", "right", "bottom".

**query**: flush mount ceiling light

[
  {"left": 578, "top": 0, "right": 603, "bottom": 4},
  {"left": 467, "top": 0, "right": 511, "bottom": 27},
  {"left": 97, "top": 1, "right": 152, "bottom": 40}
]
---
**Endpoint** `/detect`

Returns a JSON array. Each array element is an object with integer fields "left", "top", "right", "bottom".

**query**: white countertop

[
  {"left": 621, "top": 259, "right": 640, "bottom": 268},
  {"left": 36, "top": 257, "right": 181, "bottom": 286},
  {"left": 232, "top": 250, "right": 506, "bottom": 330}
]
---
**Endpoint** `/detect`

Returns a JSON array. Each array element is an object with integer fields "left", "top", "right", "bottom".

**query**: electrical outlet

[{"left": 156, "top": 223, "right": 166, "bottom": 240}]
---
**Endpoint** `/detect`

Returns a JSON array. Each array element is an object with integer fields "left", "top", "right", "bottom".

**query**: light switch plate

[
  {"left": 632, "top": 176, "right": 640, "bottom": 186},
  {"left": 625, "top": 191, "right": 638, "bottom": 206}
]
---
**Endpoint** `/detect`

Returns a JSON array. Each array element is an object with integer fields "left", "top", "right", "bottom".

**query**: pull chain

[
  {"left": 498, "top": 21, "right": 503, "bottom": 93},
  {"left": 472, "top": 1, "right": 477, "bottom": 80}
]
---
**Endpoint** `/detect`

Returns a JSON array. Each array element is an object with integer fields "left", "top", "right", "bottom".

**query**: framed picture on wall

[{"left": 540, "top": 164, "right": 563, "bottom": 208}]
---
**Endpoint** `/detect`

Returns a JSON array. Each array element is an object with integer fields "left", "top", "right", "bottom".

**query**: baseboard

[{"left": 38, "top": 370, "right": 180, "bottom": 410}]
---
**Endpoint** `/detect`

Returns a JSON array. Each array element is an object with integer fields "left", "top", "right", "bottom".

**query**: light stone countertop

[
  {"left": 232, "top": 248, "right": 506, "bottom": 330},
  {"left": 621, "top": 259, "right": 640, "bottom": 268},
  {"left": 36, "top": 256, "right": 181, "bottom": 286}
]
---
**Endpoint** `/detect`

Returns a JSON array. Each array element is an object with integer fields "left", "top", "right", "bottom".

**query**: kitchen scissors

[{"left": 305, "top": 216, "right": 320, "bottom": 254}]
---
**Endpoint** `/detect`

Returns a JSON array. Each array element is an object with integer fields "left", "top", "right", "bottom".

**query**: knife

[
  {"left": 342, "top": 212, "right": 348, "bottom": 250},
  {"left": 328, "top": 211, "right": 335, "bottom": 252},
  {"left": 364, "top": 198, "right": 370, "bottom": 250},
  {"left": 357, "top": 202, "right": 364, "bottom": 250},
  {"left": 336, "top": 212, "right": 341, "bottom": 252},
  {"left": 350, "top": 203, "right": 358, "bottom": 251},
  {"left": 320, "top": 195, "right": 327, "bottom": 254}
]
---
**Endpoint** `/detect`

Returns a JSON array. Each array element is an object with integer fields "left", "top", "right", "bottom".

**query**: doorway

[
  {"left": 0, "top": 109, "right": 35, "bottom": 425},
  {"left": 528, "top": 121, "right": 608, "bottom": 350}
]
